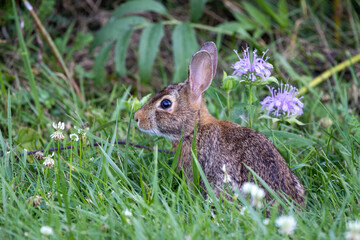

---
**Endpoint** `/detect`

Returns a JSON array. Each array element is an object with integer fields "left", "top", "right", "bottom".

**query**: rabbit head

[{"left": 134, "top": 42, "right": 218, "bottom": 140}]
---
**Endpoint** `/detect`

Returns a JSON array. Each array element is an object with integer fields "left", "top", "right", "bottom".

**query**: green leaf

[
  {"left": 260, "top": 76, "right": 279, "bottom": 85},
  {"left": 138, "top": 23, "right": 164, "bottom": 83},
  {"left": 216, "top": 22, "right": 251, "bottom": 38},
  {"left": 242, "top": 2, "right": 271, "bottom": 31},
  {"left": 232, "top": 13, "right": 257, "bottom": 30},
  {"left": 15, "top": 127, "right": 41, "bottom": 153},
  {"left": 111, "top": 0, "right": 168, "bottom": 18},
  {"left": 114, "top": 29, "right": 133, "bottom": 76},
  {"left": 255, "top": 0, "right": 288, "bottom": 28},
  {"left": 285, "top": 115, "right": 305, "bottom": 125},
  {"left": 93, "top": 41, "right": 112, "bottom": 84},
  {"left": 261, "top": 130, "right": 314, "bottom": 148},
  {"left": 277, "top": 0, "right": 289, "bottom": 28},
  {"left": 92, "top": 16, "right": 147, "bottom": 48},
  {"left": 190, "top": 0, "right": 207, "bottom": 22},
  {"left": 172, "top": 22, "right": 199, "bottom": 83},
  {"left": 258, "top": 114, "right": 280, "bottom": 123}
]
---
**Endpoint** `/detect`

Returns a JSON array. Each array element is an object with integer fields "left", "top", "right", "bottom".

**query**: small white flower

[
  {"left": 221, "top": 164, "right": 232, "bottom": 183},
  {"left": 124, "top": 209, "right": 132, "bottom": 217},
  {"left": 53, "top": 122, "right": 65, "bottom": 130},
  {"left": 75, "top": 126, "right": 87, "bottom": 136},
  {"left": 263, "top": 218, "right": 270, "bottom": 225},
  {"left": 241, "top": 182, "right": 257, "bottom": 194},
  {"left": 223, "top": 173, "right": 232, "bottom": 183},
  {"left": 70, "top": 133, "right": 79, "bottom": 142},
  {"left": 241, "top": 182, "right": 265, "bottom": 208},
  {"left": 43, "top": 154, "right": 55, "bottom": 168},
  {"left": 251, "top": 187, "right": 265, "bottom": 208},
  {"left": 346, "top": 220, "right": 360, "bottom": 240},
  {"left": 40, "top": 226, "right": 54, "bottom": 236},
  {"left": 51, "top": 122, "right": 65, "bottom": 141},
  {"left": 276, "top": 215, "right": 297, "bottom": 235},
  {"left": 24, "top": 149, "right": 28, "bottom": 152}
]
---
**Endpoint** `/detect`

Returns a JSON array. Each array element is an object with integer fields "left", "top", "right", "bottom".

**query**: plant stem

[
  {"left": 227, "top": 91, "right": 231, "bottom": 119},
  {"left": 69, "top": 143, "right": 72, "bottom": 183},
  {"left": 23, "top": 0, "right": 83, "bottom": 101},
  {"left": 56, "top": 141, "right": 62, "bottom": 207},
  {"left": 298, "top": 52, "right": 360, "bottom": 95},
  {"left": 249, "top": 85, "right": 253, "bottom": 128}
]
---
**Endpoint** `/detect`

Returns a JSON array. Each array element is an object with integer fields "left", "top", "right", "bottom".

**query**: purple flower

[
  {"left": 232, "top": 47, "right": 273, "bottom": 81},
  {"left": 261, "top": 83, "right": 304, "bottom": 117}
]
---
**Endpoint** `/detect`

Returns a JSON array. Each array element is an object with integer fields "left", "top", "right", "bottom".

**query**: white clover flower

[
  {"left": 263, "top": 218, "right": 270, "bottom": 226},
  {"left": 51, "top": 122, "right": 65, "bottom": 141},
  {"left": 276, "top": 215, "right": 297, "bottom": 235},
  {"left": 241, "top": 182, "right": 265, "bottom": 208},
  {"left": 124, "top": 209, "right": 133, "bottom": 217},
  {"left": 75, "top": 126, "right": 87, "bottom": 136},
  {"left": 346, "top": 220, "right": 360, "bottom": 240},
  {"left": 70, "top": 133, "right": 79, "bottom": 142},
  {"left": 221, "top": 164, "right": 232, "bottom": 183},
  {"left": 43, "top": 153, "right": 55, "bottom": 168},
  {"left": 241, "top": 182, "right": 257, "bottom": 195},
  {"left": 251, "top": 187, "right": 265, "bottom": 208},
  {"left": 40, "top": 226, "right": 54, "bottom": 236},
  {"left": 52, "top": 122, "right": 65, "bottom": 130}
]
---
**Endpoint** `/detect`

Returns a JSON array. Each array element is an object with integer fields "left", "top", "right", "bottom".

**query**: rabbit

[{"left": 134, "top": 42, "right": 305, "bottom": 206}]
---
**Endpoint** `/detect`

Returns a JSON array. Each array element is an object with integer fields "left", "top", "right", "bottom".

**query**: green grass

[{"left": 1, "top": 0, "right": 360, "bottom": 239}]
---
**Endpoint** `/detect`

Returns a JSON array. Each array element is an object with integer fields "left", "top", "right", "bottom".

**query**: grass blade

[{"left": 12, "top": 0, "right": 42, "bottom": 120}]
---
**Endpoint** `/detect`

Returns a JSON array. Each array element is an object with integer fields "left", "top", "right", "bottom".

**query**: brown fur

[{"left": 134, "top": 42, "right": 305, "bottom": 206}]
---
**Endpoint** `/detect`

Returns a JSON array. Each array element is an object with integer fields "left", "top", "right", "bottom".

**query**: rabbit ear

[
  {"left": 188, "top": 50, "right": 213, "bottom": 102},
  {"left": 199, "top": 42, "right": 217, "bottom": 78}
]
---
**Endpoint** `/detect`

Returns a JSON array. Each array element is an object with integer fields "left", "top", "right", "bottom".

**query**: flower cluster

[
  {"left": 43, "top": 153, "right": 55, "bottom": 168},
  {"left": 70, "top": 133, "right": 79, "bottom": 142},
  {"left": 40, "top": 226, "right": 54, "bottom": 236},
  {"left": 261, "top": 83, "right": 304, "bottom": 117},
  {"left": 346, "top": 220, "right": 360, "bottom": 240},
  {"left": 50, "top": 122, "right": 65, "bottom": 140},
  {"left": 232, "top": 47, "right": 273, "bottom": 82},
  {"left": 241, "top": 182, "right": 265, "bottom": 208},
  {"left": 275, "top": 215, "right": 297, "bottom": 235}
]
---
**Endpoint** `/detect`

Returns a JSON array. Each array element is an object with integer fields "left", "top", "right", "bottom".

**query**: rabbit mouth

[{"left": 137, "top": 126, "right": 177, "bottom": 141}]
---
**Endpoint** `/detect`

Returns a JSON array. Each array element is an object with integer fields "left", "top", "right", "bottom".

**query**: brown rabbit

[{"left": 134, "top": 42, "right": 305, "bottom": 206}]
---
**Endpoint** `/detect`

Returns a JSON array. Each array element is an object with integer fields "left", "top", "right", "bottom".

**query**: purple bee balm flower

[
  {"left": 232, "top": 47, "right": 273, "bottom": 81},
  {"left": 261, "top": 83, "right": 304, "bottom": 117}
]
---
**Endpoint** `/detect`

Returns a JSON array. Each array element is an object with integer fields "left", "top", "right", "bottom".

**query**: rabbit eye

[{"left": 160, "top": 99, "right": 172, "bottom": 109}]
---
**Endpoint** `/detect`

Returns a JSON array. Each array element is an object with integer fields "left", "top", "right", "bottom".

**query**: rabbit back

[{"left": 189, "top": 119, "right": 305, "bottom": 205}]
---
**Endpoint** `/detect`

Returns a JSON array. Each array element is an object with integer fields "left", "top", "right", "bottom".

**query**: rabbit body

[{"left": 134, "top": 42, "right": 305, "bottom": 206}]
